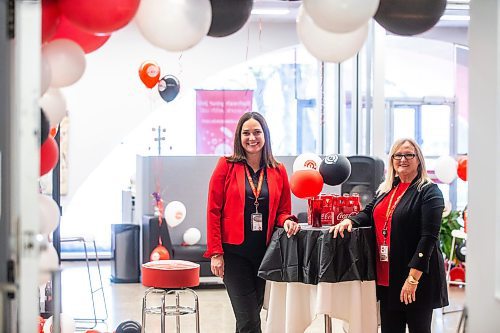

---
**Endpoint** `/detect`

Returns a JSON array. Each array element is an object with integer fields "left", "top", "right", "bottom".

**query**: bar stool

[
  {"left": 141, "top": 260, "right": 200, "bottom": 333},
  {"left": 60, "top": 236, "right": 108, "bottom": 329}
]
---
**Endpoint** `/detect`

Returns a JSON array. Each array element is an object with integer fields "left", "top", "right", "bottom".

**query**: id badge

[
  {"left": 379, "top": 245, "right": 389, "bottom": 262},
  {"left": 251, "top": 213, "right": 263, "bottom": 231}
]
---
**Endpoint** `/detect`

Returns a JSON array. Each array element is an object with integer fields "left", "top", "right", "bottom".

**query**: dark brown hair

[{"left": 227, "top": 112, "right": 279, "bottom": 168}]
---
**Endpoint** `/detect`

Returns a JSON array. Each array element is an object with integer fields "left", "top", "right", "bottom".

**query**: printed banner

[{"left": 196, "top": 90, "right": 253, "bottom": 155}]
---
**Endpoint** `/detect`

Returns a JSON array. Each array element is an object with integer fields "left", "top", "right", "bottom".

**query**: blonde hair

[{"left": 377, "top": 138, "right": 432, "bottom": 194}]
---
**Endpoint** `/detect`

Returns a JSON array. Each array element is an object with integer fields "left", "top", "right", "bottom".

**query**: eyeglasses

[{"left": 392, "top": 153, "right": 416, "bottom": 160}]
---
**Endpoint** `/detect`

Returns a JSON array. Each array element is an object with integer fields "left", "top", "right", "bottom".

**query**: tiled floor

[{"left": 56, "top": 261, "right": 465, "bottom": 332}]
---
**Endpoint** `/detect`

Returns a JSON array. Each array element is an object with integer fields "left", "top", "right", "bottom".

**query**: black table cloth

[{"left": 258, "top": 226, "right": 376, "bottom": 284}]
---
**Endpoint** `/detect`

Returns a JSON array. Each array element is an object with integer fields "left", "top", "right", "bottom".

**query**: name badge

[
  {"left": 379, "top": 245, "right": 389, "bottom": 262},
  {"left": 251, "top": 213, "right": 263, "bottom": 231}
]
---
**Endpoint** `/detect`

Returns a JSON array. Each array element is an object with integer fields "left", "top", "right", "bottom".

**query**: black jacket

[{"left": 350, "top": 177, "right": 449, "bottom": 310}]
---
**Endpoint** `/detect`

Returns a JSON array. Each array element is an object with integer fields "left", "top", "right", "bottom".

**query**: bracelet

[
  {"left": 211, "top": 254, "right": 222, "bottom": 259},
  {"left": 407, "top": 275, "right": 419, "bottom": 285}
]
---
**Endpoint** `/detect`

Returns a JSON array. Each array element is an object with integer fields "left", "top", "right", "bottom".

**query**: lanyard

[
  {"left": 381, "top": 184, "right": 407, "bottom": 244},
  {"left": 244, "top": 165, "right": 265, "bottom": 213}
]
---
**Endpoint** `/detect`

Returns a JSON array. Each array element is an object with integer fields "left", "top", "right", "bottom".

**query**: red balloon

[
  {"left": 51, "top": 16, "right": 111, "bottom": 53},
  {"left": 150, "top": 245, "right": 170, "bottom": 261},
  {"left": 59, "top": 0, "right": 140, "bottom": 34},
  {"left": 290, "top": 170, "right": 324, "bottom": 199},
  {"left": 139, "top": 61, "right": 161, "bottom": 89},
  {"left": 40, "top": 136, "right": 59, "bottom": 176},
  {"left": 457, "top": 156, "right": 468, "bottom": 181},
  {"left": 42, "top": 0, "right": 61, "bottom": 43}
]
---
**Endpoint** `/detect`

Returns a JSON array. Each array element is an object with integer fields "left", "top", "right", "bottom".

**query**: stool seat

[{"left": 142, "top": 260, "right": 200, "bottom": 289}]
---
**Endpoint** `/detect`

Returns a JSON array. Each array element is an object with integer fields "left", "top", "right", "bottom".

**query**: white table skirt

[{"left": 264, "top": 281, "right": 378, "bottom": 333}]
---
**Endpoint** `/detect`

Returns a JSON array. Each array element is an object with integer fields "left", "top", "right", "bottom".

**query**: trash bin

[{"left": 111, "top": 224, "right": 140, "bottom": 283}]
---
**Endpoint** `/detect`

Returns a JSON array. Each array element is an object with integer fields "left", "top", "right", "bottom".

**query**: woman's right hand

[
  {"left": 211, "top": 255, "right": 224, "bottom": 278},
  {"left": 329, "top": 219, "right": 353, "bottom": 238}
]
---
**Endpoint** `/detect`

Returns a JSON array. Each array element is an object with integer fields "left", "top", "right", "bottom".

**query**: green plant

[{"left": 440, "top": 210, "right": 464, "bottom": 259}]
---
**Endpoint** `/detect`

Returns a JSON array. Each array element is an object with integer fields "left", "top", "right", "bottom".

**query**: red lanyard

[
  {"left": 245, "top": 165, "right": 265, "bottom": 212},
  {"left": 381, "top": 184, "right": 407, "bottom": 244}
]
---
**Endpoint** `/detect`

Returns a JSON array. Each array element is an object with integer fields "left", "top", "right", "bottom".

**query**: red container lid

[{"left": 142, "top": 260, "right": 200, "bottom": 289}]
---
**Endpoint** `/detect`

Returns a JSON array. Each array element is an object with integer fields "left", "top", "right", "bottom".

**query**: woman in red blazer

[{"left": 204, "top": 112, "right": 299, "bottom": 333}]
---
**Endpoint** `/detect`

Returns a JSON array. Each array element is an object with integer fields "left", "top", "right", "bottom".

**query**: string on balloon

[{"left": 152, "top": 191, "right": 165, "bottom": 246}]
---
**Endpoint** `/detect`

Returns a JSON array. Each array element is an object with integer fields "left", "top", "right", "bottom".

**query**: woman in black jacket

[{"left": 330, "top": 138, "right": 448, "bottom": 333}]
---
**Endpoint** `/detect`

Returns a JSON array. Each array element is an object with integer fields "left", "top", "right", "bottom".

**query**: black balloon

[
  {"left": 208, "top": 0, "right": 253, "bottom": 37},
  {"left": 40, "top": 108, "right": 50, "bottom": 146},
  {"left": 374, "top": 0, "right": 446, "bottom": 36},
  {"left": 115, "top": 320, "right": 142, "bottom": 333},
  {"left": 319, "top": 154, "right": 351, "bottom": 186},
  {"left": 158, "top": 75, "right": 180, "bottom": 103}
]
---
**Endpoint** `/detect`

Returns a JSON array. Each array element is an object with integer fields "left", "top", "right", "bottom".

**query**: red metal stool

[{"left": 141, "top": 260, "right": 200, "bottom": 333}]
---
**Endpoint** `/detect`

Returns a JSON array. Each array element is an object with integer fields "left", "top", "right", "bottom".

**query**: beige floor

[{"left": 58, "top": 261, "right": 465, "bottom": 333}]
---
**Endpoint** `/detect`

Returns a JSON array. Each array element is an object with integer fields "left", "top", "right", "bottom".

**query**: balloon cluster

[
  {"left": 296, "top": 0, "right": 446, "bottom": 63},
  {"left": 138, "top": 61, "right": 181, "bottom": 103},
  {"left": 290, "top": 153, "right": 351, "bottom": 199},
  {"left": 434, "top": 155, "right": 468, "bottom": 184}
]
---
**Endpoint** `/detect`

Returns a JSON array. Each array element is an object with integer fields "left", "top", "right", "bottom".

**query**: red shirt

[{"left": 373, "top": 182, "right": 411, "bottom": 286}]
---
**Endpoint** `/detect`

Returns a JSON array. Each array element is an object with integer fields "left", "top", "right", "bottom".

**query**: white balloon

[
  {"left": 41, "top": 54, "right": 52, "bottom": 95},
  {"left": 303, "top": 0, "right": 379, "bottom": 33},
  {"left": 135, "top": 0, "right": 212, "bottom": 52},
  {"left": 434, "top": 155, "right": 457, "bottom": 184},
  {"left": 39, "top": 88, "right": 67, "bottom": 127},
  {"left": 165, "top": 201, "right": 187, "bottom": 227},
  {"left": 297, "top": 6, "right": 368, "bottom": 63},
  {"left": 293, "top": 153, "right": 322, "bottom": 173},
  {"left": 39, "top": 242, "right": 59, "bottom": 286},
  {"left": 43, "top": 313, "right": 75, "bottom": 333},
  {"left": 39, "top": 194, "right": 60, "bottom": 235},
  {"left": 42, "top": 39, "right": 86, "bottom": 88},
  {"left": 183, "top": 228, "right": 201, "bottom": 246}
]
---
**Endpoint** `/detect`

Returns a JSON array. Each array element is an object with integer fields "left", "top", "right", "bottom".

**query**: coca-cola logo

[
  {"left": 324, "top": 154, "right": 339, "bottom": 165},
  {"left": 336, "top": 212, "right": 357, "bottom": 220}
]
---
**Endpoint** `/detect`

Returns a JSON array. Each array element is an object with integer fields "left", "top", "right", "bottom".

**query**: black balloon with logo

[
  {"left": 208, "top": 0, "right": 253, "bottom": 37},
  {"left": 374, "top": 0, "right": 447, "bottom": 36},
  {"left": 319, "top": 154, "right": 352, "bottom": 186},
  {"left": 40, "top": 108, "right": 50, "bottom": 146},
  {"left": 115, "top": 320, "right": 142, "bottom": 333},
  {"left": 158, "top": 75, "right": 180, "bottom": 103}
]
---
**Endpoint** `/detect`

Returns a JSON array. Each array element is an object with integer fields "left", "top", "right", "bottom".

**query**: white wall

[{"left": 468, "top": 1, "right": 500, "bottom": 331}]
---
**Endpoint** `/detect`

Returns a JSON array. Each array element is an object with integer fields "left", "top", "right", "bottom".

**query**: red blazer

[{"left": 204, "top": 157, "right": 296, "bottom": 258}]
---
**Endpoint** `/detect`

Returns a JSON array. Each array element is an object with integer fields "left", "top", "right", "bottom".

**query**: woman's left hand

[
  {"left": 283, "top": 219, "right": 300, "bottom": 238},
  {"left": 400, "top": 279, "right": 418, "bottom": 305}
]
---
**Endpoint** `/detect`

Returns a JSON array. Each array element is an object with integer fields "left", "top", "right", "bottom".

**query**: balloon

[
  {"left": 165, "top": 201, "right": 186, "bottom": 227},
  {"left": 183, "top": 228, "right": 202, "bottom": 246},
  {"left": 42, "top": 39, "right": 86, "bottom": 88},
  {"left": 293, "top": 153, "right": 322, "bottom": 173},
  {"left": 290, "top": 170, "right": 324, "bottom": 199},
  {"left": 39, "top": 194, "right": 60, "bottom": 235},
  {"left": 138, "top": 61, "right": 161, "bottom": 89},
  {"left": 39, "top": 242, "right": 59, "bottom": 285},
  {"left": 51, "top": 16, "right": 111, "bottom": 54},
  {"left": 115, "top": 320, "right": 142, "bottom": 333},
  {"left": 319, "top": 154, "right": 352, "bottom": 186},
  {"left": 297, "top": 6, "right": 368, "bottom": 63},
  {"left": 303, "top": 0, "right": 379, "bottom": 33},
  {"left": 41, "top": 54, "right": 52, "bottom": 95},
  {"left": 457, "top": 156, "right": 468, "bottom": 181},
  {"left": 39, "top": 88, "right": 67, "bottom": 127},
  {"left": 434, "top": 155, "right": 457, "bottom": 184},
  {"left": 40, "top": 109, "right": 50, "bottom": 146},
  {"left": 43, "top": 313, "right": 75, "bottom": 333},
  {"left": 42, "top": 0, "right": 60, "bottom": 43},
  {"left": 135, "top": 0, "right": 212, "bottom": 52},
  {"left": 59, "top": 0, "right": 140, "bottom": 34},
  {"left": 150, "top": 245, "right": 170, "bottom": 261},
  {"left": 374, "top": 0, "right": 447, "bottom": 36},
  {"left": 158, "top": 75, "right": 180, "bottom": 103},
  {"left": 40, "top": 136, "right": 59, "bottom": 176},
  {"left": 208, "top": 0, "right": 253, "bottom": 37}
]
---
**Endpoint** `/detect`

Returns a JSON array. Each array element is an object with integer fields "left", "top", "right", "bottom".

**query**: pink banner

[{"left": 196, "top": 90, "right": 253, "bottom": 155}]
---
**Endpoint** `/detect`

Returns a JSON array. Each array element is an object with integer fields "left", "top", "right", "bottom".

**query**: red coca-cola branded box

[{"left": 308, "top": 193, "right": 361, "bottom": 226}]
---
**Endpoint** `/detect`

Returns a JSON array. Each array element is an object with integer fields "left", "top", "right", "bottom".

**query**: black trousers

[
  {"left": 223, "top": 252, "right": 266, "bottom": 333},
  {"left": 378, "top": 286, "right": 434, "bottom": 333}
]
